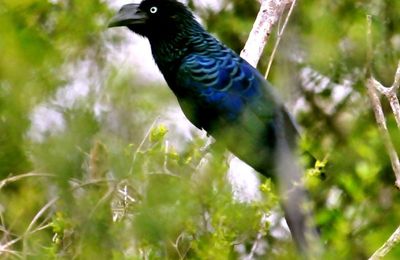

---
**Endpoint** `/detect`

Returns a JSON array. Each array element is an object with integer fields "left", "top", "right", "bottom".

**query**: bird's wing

[
  {"left": 176, "top": 52, "right": 313, "bottom": 250},
  {"left": 176, "top": 53, "right": 279, "bottom": 123},
  {"left": 176, "top": 53, "right": 300, "bottom": 169}
]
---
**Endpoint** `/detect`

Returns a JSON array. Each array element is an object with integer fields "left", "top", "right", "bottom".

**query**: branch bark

[
  {"left": 366, "top": 15, "right": 400, "bottom": 260},
  {"left": 371, "top": 62, "right": 400, "bottom": 127},
  {"left": 239, "top": 1, "right": 322, "bottom": 256},
  {"left": 365, "top": 15, "right": 400, "bottom": 190},
  {"left": 265, "top": 0, "right": 297, "bottom": 79},
  {"left": 366, "top": 64, "right": 400, "bottom": 259},
  {"left": 240, "top": 0, "right": 293, "bottom": 68},
  {"left": 366, "top": 73, "right": 400, "bottom": 189},
  {"left": 369, "top": 226, "right": 400, "bottom": 260}
]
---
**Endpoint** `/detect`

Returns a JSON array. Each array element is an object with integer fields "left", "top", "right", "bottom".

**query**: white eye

[{"left": 150, "top": 6, "right": 158, "bottom": 14}]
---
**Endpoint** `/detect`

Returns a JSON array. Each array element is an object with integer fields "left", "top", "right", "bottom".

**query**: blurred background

[{"left": 1, "top": 0, "right": 400, "bottom": 258}]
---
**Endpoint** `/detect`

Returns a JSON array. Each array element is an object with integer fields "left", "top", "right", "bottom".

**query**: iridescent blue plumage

[
  {"left": 178, "top": 53, "right": 260, "bottom": 121},
  {"left": 109, "top": 0, "right": 318, "bottom": 253},
  {"left": 165, "top": 29, "right": 298, "bottom": 171}
]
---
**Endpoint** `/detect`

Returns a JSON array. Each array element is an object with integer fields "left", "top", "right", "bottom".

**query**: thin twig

[
  {"left": 265, "top": 0, "right": 297, "bottom": 79},
  {"left": 1, "top": 221, "right": 52, "bottom": 259},
  {"left": 171, "top": 232, "right": 191, "bottom": 260},
  {"left": 0, "top": 173, "right": 54, "bottom": 190},
  {"left": 22, "top": 197, "right": 58, "bottom": 258},
  {"left": 1, "top": 177, "right": 116, "bottom": 255},
  {"left": 0, "top": 237, "right": 23, "bottom": 255},
  {"left": 246, "top": 212, "right": 268, "bottom": 260},
  {"left": 0, "top": 248, "right": 22, "bottom": 258},
  {"left": 25, "top": 198, "right": 58, "bottom": 234},
  {"left": 129, "top": 116, "right": 160, "bottom": 175},
  {"left": 89, "top": 185, "right": 116, "bottom": 219}
]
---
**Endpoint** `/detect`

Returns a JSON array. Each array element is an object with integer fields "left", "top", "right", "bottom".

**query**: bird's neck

[
  {"left": 150, "top": 33, "right": 192, "bottom": 74},
  {"left": 148, "top": 22, "right": 217, "bottom": 79}
]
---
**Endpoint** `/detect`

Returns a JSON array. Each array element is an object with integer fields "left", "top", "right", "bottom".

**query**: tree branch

[
  {"left": 265, "top": 0, "right": 297, "bottom": 79},
  {"left": 370, "top": 62, "right": 400, "bottom": 128},
  {"left": 369, "top": 226, "right": 400, "bottom": 260},
  {"left": 366, "top": 77, "right": 400, "bottom": 189},
  {"left": 365, "top": 15, "right": 400, "bottom": 190},
  {"left": 240, "top": 0, "right": 293, "bottom": 68},
  {"left": 239, "top": 1, "right": 322, "bottom": 256},
  {"left": 366, "top": 14, "right": 400, "bottom": 260}
]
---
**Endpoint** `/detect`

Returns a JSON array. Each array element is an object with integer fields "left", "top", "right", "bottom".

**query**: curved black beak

[{"left": 108, "top": 4, "right": 148, "bottom": 28}]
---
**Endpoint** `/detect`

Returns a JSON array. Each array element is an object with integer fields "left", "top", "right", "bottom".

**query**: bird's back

[{"left": 153, "top": 32, "right": 298, "bottom": 176}]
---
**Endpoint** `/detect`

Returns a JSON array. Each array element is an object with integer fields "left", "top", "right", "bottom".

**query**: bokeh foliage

[{"left": 0, "top": 0, "right": 400, "bottom": 259}]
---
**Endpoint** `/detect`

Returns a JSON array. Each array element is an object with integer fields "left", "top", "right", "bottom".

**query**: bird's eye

[{"left": 150, "top": 6, "right": 158, "bottom": 14}]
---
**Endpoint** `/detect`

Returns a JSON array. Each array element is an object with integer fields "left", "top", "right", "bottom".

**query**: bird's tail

[{"left": 274, "top": 109, "right": 322, "bottom": 256}]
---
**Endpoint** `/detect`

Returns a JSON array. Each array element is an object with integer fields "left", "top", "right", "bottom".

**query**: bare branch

[
  {"left": 393, "top": 61, "right": 400, "bottom": 91},
  {"left": 388, "top": 62, "right": 400, "bottom": 127},
  {"left": 387, "top": 92, "right": 400, "bottom": 128},
  {"left": 366, "top": 15, "right": 400, "bottom": 258},
  {"left": 240, "top": 0, "right": 293, "bottom": 67},
  {"left": 128, "top": 116, "right": 160, "bottom": 175},
  {"left": 240, "top": 1, "right": 323, "bottom": 255},
  {"left": 365, "top": 14, "right": 400, "bottom": 189},
  {"left": 25, "top": 198, "right": 58, "bottom": 235},
  {"left": 0, "top": 173, "right": 54, "bottom": 190},
  {"left": 245, "top": 212, "right": 268, "bottom": 260},
  {"left": 369, "top": 226, "right": 400, "bottom": 260},
  {"left": 370, "top": 63, "right": 400, "bottom": 128},
  {"left": 366, "top": 78, "right": 400, "bottom": 189},
  {"left": 265, "top": 0, "right": 297, "bottom": 79}
]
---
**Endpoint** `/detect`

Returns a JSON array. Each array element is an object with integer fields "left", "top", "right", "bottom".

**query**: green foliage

[{"left": 1, "top": 0, "right": 400, "bottom": 259}]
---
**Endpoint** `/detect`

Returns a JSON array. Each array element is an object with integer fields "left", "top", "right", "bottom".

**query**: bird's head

[{"left": 108, "top": 0, "right": 197, "bottom": 39}]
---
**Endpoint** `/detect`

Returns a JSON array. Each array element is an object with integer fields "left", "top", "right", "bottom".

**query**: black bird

[{"left": 109, "top": 0, "right": 318, "bottom": 253}]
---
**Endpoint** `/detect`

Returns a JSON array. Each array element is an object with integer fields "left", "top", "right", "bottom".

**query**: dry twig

[{"left": 265, "top": 0, "right": 297, "bottom": 79}]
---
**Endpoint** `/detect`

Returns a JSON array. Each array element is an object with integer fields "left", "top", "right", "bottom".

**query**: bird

[{"left": 108, "top": 0, "right": 319, "bottom": 253}]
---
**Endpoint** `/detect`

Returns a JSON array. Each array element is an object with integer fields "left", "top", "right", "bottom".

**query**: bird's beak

[{"left": 108, "top": 4, "right": 148, "bottom": 28}]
